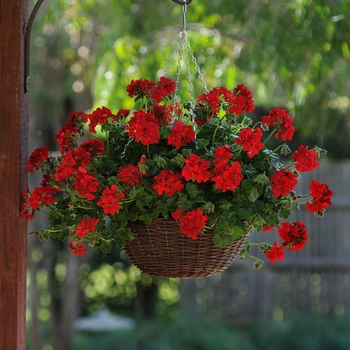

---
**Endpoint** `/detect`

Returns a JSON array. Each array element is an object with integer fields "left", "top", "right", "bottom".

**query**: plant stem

[
  {"left": 105, "top": 130, "right": 110, "bottom": 155},
  {"left": 263, "top": 127, "right": 277, "bottom": 145}
]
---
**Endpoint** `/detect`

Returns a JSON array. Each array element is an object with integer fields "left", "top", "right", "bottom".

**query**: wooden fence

[{"left": 179, "top": 161, "right": 350, "bottom": 323}]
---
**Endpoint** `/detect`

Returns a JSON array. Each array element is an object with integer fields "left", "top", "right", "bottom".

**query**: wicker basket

[{"left": 124, "top": 218, "right": 251, "bottom": 278}]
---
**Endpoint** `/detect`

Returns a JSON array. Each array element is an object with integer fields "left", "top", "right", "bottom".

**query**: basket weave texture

[{"left": 124, "top": 218, "right": 251, "bottom": 278}]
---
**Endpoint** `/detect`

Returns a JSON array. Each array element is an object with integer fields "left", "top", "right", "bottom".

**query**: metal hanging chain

[{"left": 164, "top": 0, "right": 208, "bottom": 118}]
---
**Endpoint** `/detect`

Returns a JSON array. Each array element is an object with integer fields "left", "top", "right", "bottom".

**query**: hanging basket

[{"left": 124, "top": 218, "right": 251, "bottom": 278}]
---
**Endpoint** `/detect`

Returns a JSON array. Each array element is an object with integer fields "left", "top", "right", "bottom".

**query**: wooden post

[{"left": 0, "top": 0, "right": 29, "bottom": 349}]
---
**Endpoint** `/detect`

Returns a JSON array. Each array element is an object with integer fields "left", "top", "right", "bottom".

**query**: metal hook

[
  {"left": 171, "top": 0, "right": 191, "bottom": 33},
  {"left": 23, "top": 0, "right": 46, "bottom": 93},
  {"left": 171, "top": 0, "right": 192, "bottom": 5}
]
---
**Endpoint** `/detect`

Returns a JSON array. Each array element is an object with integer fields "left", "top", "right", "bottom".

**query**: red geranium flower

[
  {"left": 262, "top": 225, "right": 277, "bottom": 232},
  {"left": 152, "top": 169, "right": 184, "bottom": 197},
  {"left": 80, "top": 139, "right": 105, "bottom": 155},
  {"left": 158, "top": 76, "right": 177, "bottom": 96},
  {"left": 97, "top": 184, "right": 125, "bottom": 215},
  {"left": 278, "top": 221, "right": 309, "bottom": 252},
  {"left": 229, "top": 84, "right": 255, "bottom": 115},
  {"left": 84, "top": 106, "right": 115, "bottom": 134},
  {"left": 214, "top": 145, "right": 232, "bottom": 166},
  {"left": 27, "top": 146, "right": 49, "bottom": 173},
  {"left": 270, "top": 168, "right": 298, "bottom": 198},
  {"left": 266, "top": 241, "right": 285, "bottom": 262},
  {"left": 234, "top": 127, "right": 264, "bottom": 158},
  {"left": 182, "top": 154, "right": 211, "bottom": 183},
  {"left": 54, "top": 154, "right": 77, "bottom": 182},
  {"left": 27, "top": 185, "right": 59, "bottom": 211},
  {"left": 197, "top": 90, "right": 221, "bottom": 115},
  {"left": 115, "top": 109, "right": 130, "bottom": 119},
  {"left": 20, "top": 189, "right": 35, "bottom": 221},
  {"left": 56, "top": 111, "right": 85, "bottom": 154},
  {"left": 73, "top": 167, "right": 100, "bottom": 200},
  {"left": 171, "top": 208, "right": 208, "bottom": 240},
  {"left": 262, "top": 108, "right": 295, "bottom": 141},
  {"left": 76, "top": 218, "right": 100, "bottom": 238},
  {"left": 291, "top": 145, "right": 320, "bottom": 172},
  {"left": 167, "top": 122, "right": 195, "bottom": 148},
  {"left": 117, "top": 164, "right": 142, "bottom": 186},
  {"left": 211, "top": 161, "right": 243, "bottom": 192},
  {"left": 69, "top": 241, "right": 88, "bottom": 256},
  {"left": 306, "top": 180, "right": 333, "bottom": 213},
  {"left": 125, "top": 110, "right": 160, "bottom": 145}
]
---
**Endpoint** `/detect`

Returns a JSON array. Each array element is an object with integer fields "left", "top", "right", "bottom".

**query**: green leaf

[
  {"left": 114, "top": 227, "right": 135, "bottom": 249},
  {"left": 230, "top": 226, "right": 245, "bottom": 239},
  {"left": 254, "top": 173, "right": 270, "bottom": 185},
  {"left": 177, "top": 196, "right": 193, "bottom": 211},
  {"left": 196, "top": 138, "right": 210, "bottom": 149},
  {"left": 280, "top": 207, "right": 291, "bottom": 219},
  {"left": 100, "top": 241, "right": 112, "bottom": 254},
  {"left": 247, "top": 187, "right": 259, "bottom": 203},
  {"left": 213, "top": 230, "right": 234, "bottom": 248},
  {"left": 236, "top": 207, "right": 252, "bottom": 219},
  {"left": 251, "top": 214, "right": 265, "bottom": 229},
  {"left": 153, "top": 154, "right": 168, "bottom": 168},
  {"left": 138, "top": 210, "right": 159, "bottom": 224},
  {"left": 185, "top": 182, "right": 203, "bottom": 200}
]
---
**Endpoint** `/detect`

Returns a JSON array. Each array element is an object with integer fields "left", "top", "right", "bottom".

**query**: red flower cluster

[
  {"left": 231, "top": 84, "right": 255, "bottom": 115},
  {"left": 80, "top": 139, "right": 105, "bottom": 156},
  {"left": 84, "top": 106, "right": 115, "bottom": 134},
  {"left": 167, "top": 121, "right": 195, "bottom": 148},
  {"left": 152, "top": 169, "right": 184, "bottom": 197},
  {"left": 266, "top": 221, "right": 309, "bottom": 262},
  {"left": 291, "top": 145, "right": 320, "bottom": 172},
  {"left": 54, "top": 147, "right": 91, "bottom": 182},
  {"left": 171, "top": 208, "right": 208, "bottom": 240},
  {"left": 306, "top": 180, "right": 333, "bottom": 214},
  {"left": 262, "top": 108, "right": 295, "bottom": 141},
  {"left": 182, "top": 154, "right": 211, "bottom": 183},
  {"left": 56, "top": 111, "right": 84, "bottom": 154},
  {"left": 27, "top": 146, "right": 49, "bottom": 173},
  {"left": 195, "top": 84, "right": 254, "bottom": 124},
  {"left": 234, "top": 127, "right": 264, "bottom": 158},
  {"left": 266, "top": 241, "right": 285, "bottom": 262},
  {"left": 69, "top": 241, "right": 88, "bottom": 256},
  {"left": 76, "top": 218, "right": 100, "bottom": 238},
  {"left": 211, "top": 161, "right": 243, "bottom": 192},
  {"left": 20, "top": 185, "right": 60, "bottom": 221},
  {"left": 97, "top": 184, "right": 125, "bottom": 215},
  {"left": 278, "top": 221, "right": 309, "bottom": 252},
  {"left": 73, "top": 167, "right": 100, "bottom": 200},
  {"left": 214, "top": 145, "right": 232, "bottom": 166},
  {"left": 126, "top": 76, "right": 176, "bottom": 103},
  {"left": 117, "top": 165, "right": 142, "bottom": 186},
  {"left": 270, "top": 168, "right": 298, "bottom": 198},
  {"left": 125, "top": 110, "right": 160, "bottom": 145}
]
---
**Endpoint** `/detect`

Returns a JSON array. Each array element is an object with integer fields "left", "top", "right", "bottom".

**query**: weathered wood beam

[{"left": 0, "top": 0, "right": 29, "bottom": 348}]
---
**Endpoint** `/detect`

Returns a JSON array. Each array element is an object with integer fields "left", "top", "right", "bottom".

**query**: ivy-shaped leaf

[
  {"left": 247, "top": 187, "right": 259, "bottom": 203},
  {"left": 177, "top": 196, "right": 193, "bottom": 211}
]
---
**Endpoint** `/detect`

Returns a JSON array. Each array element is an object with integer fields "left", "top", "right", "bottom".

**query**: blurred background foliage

[{"left": 27, "top": 0, "right": 350, "bottom": 349}]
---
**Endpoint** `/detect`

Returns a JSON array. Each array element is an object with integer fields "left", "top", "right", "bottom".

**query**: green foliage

[{"left": 73, "top": 316, "right": 350, "bottom": 350}]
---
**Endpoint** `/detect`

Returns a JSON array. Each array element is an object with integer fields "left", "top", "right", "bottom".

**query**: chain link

[
  {"left": 121, "top": 136, "right": 134, "bottom": 159},
  {"left": 163, "top": 31, "right": 208, "bottom": 123}
]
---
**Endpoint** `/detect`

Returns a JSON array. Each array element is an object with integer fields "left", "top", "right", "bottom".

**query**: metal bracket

[
  {"left": 23, "top": 0, "right": 46, "bottom": 93},
  {"left": 171, "top": 0, "right": 192, "bottom": 4}
]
